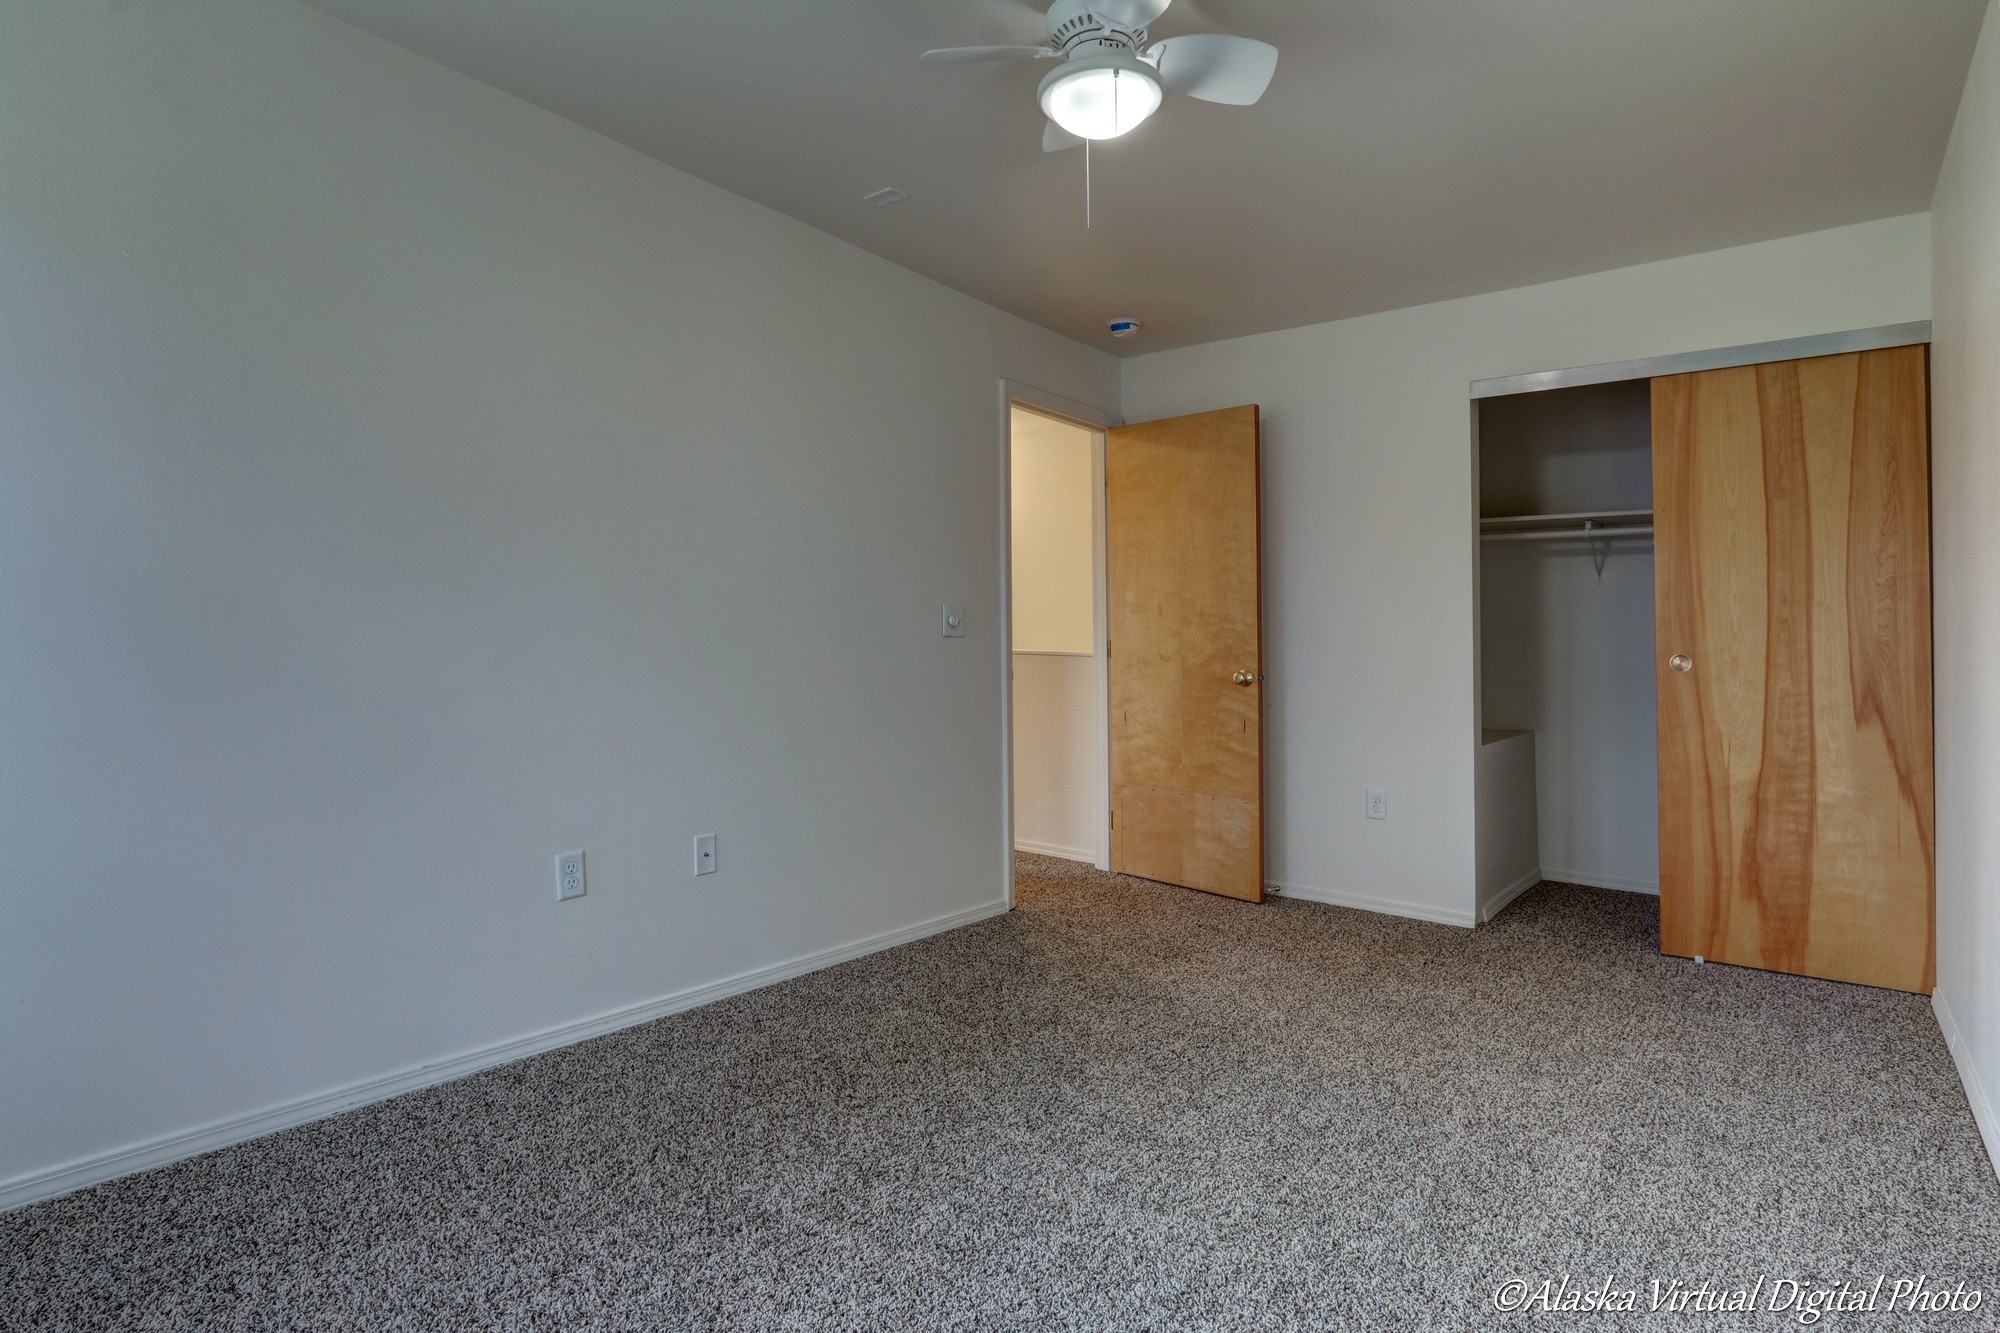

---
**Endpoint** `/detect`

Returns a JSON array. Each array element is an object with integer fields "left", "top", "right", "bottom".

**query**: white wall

[
  {"left": 0, "top": 0, "right": 1116, "bottom": 1206},
  {"left": 1010, "top": 411, "right": 1096, "bottom": 654},
  {"left": 1930, "top": 0, "right": 2000, "bottom": 1178},
  {"left": 1122, "top": 214, "right": 1931, "bottom": 924},
  {"left": 1009, "top": 409, "right": 1102, "bottom": 861},
  {"left": 1479, "top": 382, "right": 1659, "bottom": 893},
  {"left": 1011, "top": 655, "right": 1100, "bottom": 861},
  {"left": 1483, "top": 545, "right": 1659, "bottom": 892},
  {"left": 1474, "top": 731, "right": 1538, "bottom": 918}
]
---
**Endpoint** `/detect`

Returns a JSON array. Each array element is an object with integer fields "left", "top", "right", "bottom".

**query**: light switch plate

[{"left": 941, "top": 604, "right": 966, "bottom": 638}]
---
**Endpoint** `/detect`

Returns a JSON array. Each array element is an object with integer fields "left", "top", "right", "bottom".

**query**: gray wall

[
  {"left": 1931, "top": 0, "right": 2000, "bottom": 1178},
  {"left": 0, "top": 0, "right": 1116, "bottom": 1204}
]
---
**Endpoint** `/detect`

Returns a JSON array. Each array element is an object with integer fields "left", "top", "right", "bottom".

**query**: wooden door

[
  {"left": 1107, "top": 405, "right": 1264, "bottom": 901},
  {"left": 1653, "top": 345, "right": 1933, "bottom": 992}
]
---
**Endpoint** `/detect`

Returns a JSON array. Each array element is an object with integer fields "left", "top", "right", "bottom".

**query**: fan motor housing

[{"left": 1046, "top": 0, "right": 1148, "bottom": 55}]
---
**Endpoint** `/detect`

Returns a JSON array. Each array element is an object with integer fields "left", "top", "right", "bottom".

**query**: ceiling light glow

[{"left": 1038, "top": 54, "right": 1163, "bottom": 141}]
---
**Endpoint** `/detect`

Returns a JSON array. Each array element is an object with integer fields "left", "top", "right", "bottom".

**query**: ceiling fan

[{"left": 922, "top": 0, "right": 1278, "bottom": 152}]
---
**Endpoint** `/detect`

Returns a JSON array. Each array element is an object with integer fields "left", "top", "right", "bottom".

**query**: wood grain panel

[
  {"left": 1117, "top": 784, "right": 1260, "bottom": 900},
  {"left": 1107, "top": 405, "right": 1263, "bottom": 901},
  {"left": 1653, "top": 345, "right": 1933, "bottom": 992}
]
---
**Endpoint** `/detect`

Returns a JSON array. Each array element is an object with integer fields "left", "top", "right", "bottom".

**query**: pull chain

[
  {"left": 1083, "top": 68, "right": 1124, "bottom": 229},
  {"left": 1085, "top": 138, "right": 1091, "bottom": 229}
]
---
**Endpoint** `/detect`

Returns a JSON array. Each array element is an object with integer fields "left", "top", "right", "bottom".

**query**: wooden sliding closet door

[{"left": 1653, "top": 344, "right": 1933, "bottom": 992}]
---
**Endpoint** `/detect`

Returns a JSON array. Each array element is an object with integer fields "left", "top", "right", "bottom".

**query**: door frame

[{"left": 997, "top": 379, "right": 1120, "bottom": 910}]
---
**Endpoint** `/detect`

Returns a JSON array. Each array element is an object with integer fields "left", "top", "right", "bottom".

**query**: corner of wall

[
  {"left": 1934, "top": 988, "right": 2000, "bottom": 1183},
  {"left": 1926, "top": 0, "right": 2000, "bottom": 1186}
]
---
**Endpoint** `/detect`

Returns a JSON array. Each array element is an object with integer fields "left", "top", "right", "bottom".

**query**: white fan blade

[
  {"left": 1092, "top": 0, "right": 1173, "bottom": 28},
  {"left": 1043, "top": 121, "right": 1083, "bottom": 153},
  {"left": 921, "top": 45, "right": 1052, "bottom": 64},
  {"left": 1146, "top": 34, "right": 1278, "bottom": 105}
]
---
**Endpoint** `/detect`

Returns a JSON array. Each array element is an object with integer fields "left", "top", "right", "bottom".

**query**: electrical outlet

[
  {"left": 941, "top": 604, "right": 966, "bottom": 638},
  {"left": 556, "top": 849, "right": 586, "bottom": 901},
  {"left": 1365, "top": 789, "right": 1388, "bottom": 821},
  {"left": 694, "top": 834, "right": 717, "bottom": 877}
]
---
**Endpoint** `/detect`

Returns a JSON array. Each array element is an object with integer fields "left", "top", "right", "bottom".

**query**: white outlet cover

[
  {"left": 1365, "top": 789, "right": 1388, "bottom": 821},
  {"left": 694, "top": 833, "right": 717, "bottom": 877},
  {"left": 556, "top": 849, "right": 586, "bottom": 900}
]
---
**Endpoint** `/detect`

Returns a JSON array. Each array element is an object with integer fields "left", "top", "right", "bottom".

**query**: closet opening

[
  {"left": 1468, "top": 323, "right": 1935, "bottom": 992},
  {"left": 1474, "top": 378, "right": 1658, "bottom": 921}
]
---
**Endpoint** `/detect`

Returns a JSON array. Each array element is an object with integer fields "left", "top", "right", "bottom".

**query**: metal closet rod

[
  {"left": 1481, "top": 525, "right": 1654, "bottom": 542},
  {"left": 1479, "top": 507, "right": 1653, "bottom": 527}
]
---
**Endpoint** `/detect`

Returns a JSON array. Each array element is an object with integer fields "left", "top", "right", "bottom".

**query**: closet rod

[
  {"left": 1480, "top": 525, "right": 1654, "bottom": 542},
  {"left": 1479, "top": 508, "right": 1652, "bottom": 528}
]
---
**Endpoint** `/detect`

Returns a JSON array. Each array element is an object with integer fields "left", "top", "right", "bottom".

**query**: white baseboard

[
  {"left": 1934, "top": 988, "right": 2000, "bottom": 1184},
  {"left": 1478, "top": 867, "right": 1544, "bottom": 923},
  {"left": 1014, "top": 839, "right": 1095, "bottom": 862},
  {"left": 1540, "top": 867, "right": 1660, "bottom": 896},
  {"left": 0, "top": 899, "right": 1009, "bottom": 1214},
  {"left": 1270, "top": 882, "right": 1477, "bottom": 929}
]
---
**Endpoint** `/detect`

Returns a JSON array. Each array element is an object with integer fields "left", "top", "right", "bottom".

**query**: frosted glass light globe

[{"left": 1038, "top": 55, "right": 1163, "bottom": 141}]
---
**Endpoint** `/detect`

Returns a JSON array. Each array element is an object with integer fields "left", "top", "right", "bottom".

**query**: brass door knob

[
  {"left": 1233, "top": 670, "right": 1257, "bottom": 686},
  {"left": 1669, "top": 654, "right": 1693, "bottom": 673}
]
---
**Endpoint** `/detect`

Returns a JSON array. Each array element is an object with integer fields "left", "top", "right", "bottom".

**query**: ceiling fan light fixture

[{"left": 1037, "top": 54, "right": 1162, "bottom": 141}]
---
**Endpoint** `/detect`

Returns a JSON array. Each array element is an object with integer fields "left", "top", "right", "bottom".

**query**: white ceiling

[{"left": 301, "top": 0, "right": 1986, "bottom": 354}]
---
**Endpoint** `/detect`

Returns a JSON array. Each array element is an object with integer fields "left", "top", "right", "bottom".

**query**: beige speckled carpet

[{"left": 4, "top": 854, "right": 1997, "bottom": 1330}]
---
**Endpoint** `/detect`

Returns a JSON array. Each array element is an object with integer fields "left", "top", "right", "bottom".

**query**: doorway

[
  {"left": 999, "top": 387, "right": 1268, "bottom": 909},
  {"left": 1006, "top": 404, "right": 1110, "bottom": 873}
]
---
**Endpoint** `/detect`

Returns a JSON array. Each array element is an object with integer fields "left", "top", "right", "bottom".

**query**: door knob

[
  {"left": 1233, "top": 670, "right": 1256, "bottom": 686},
  {"left": 1669, "top": 654, "right": 1693, "bottom": 673}
]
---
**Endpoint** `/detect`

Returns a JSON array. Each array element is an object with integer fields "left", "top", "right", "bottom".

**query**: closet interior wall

[{"left": 1477, "top": 380, "right": 1659, "bottom": 906}]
